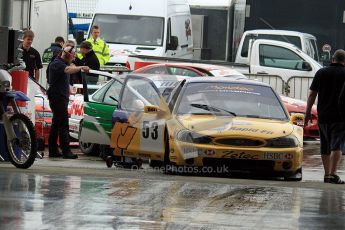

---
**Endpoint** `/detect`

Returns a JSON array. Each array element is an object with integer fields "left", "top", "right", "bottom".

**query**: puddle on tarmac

[{"left": 0, "top": 172, "right": 345, "bottom": 229}]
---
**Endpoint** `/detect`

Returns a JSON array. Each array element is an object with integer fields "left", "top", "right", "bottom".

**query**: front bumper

[{"left": 169, "top": 140, "right": 303, "bottom": 174}]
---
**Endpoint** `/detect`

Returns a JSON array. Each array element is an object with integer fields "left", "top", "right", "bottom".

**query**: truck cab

[
  {"left": 90, "top": 0, "right": 193, "bottom": 68},
  {"left": 246, "top": 39, "right": 322, "bottom": 82},
  {"left": 235, "top": 30, "right": 320, "bottom": 65}
]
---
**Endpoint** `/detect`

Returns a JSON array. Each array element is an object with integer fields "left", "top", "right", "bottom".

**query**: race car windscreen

[
  {"left": 92, "top": 14, "right": 164, "bottom": 46},
  {"left": 177, "top": 82, "right": 288, "bottom": 120}
]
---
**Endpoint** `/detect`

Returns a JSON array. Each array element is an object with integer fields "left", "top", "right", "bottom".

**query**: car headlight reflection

[
  {"left": 176, "top": 130, "right": 213, "bottom": 144},
  {"left": 265, "top": 135, "right": 299, "bottom": 148}
]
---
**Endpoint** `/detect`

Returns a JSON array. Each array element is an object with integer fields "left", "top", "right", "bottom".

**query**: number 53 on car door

[
  {"left": 111, "top": 119, "right": 164, "bottom": 155},
  {"left": 140, "top": 119, "right": 164, "bottom": 153}
]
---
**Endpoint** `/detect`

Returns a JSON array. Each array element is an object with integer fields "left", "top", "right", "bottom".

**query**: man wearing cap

[
  {"left": 76, "top": 41, "right": 100, "bottom": 84},
  {"left": 47, "top": 46, "right": 90, "bottom": 159}
]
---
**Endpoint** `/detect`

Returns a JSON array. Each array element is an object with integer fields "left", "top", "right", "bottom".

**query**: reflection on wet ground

[{"left": 0, "top": 172, "right": 344, "bottom": 230}]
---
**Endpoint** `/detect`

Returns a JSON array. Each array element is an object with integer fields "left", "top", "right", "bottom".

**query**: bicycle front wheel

[{"left": 6, "top": 114, "right": 37, "bottom": 169}]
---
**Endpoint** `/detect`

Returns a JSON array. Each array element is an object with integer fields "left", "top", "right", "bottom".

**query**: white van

[
  {"left": 235, "top": 30, "right": 320, "bottom": 64},
  {"left": 90, "top": 0, "right": 193, "bottom": 67}
]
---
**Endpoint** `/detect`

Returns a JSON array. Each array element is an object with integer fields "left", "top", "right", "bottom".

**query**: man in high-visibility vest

[{"left": 81, "top": 25, "right": 110, "bottom": 66}]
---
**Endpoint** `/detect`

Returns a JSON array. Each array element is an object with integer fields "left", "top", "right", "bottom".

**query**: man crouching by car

[{"left": 47, "top": 46, "right": 90, "bottom": 159}]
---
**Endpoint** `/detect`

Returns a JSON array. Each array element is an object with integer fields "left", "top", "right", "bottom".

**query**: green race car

[{"left": 77, "top": 71, "right": 124, "bottom": 155}]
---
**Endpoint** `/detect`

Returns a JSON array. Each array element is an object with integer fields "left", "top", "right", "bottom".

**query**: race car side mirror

[
  {"left": 144, "top": 105, "right": 160, "bottom": 114},
  {"left": 290, "top": 113, "right": 305, "bottom": 126}
]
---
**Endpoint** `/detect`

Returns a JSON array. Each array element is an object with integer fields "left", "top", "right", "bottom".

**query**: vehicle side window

[
  {"left": 92, "top": 81, "right": 112, "bottom": 102},
  {"left": 168, "top": 67, "right": 200, "bottom": 77},
  {"left": 241, "top": 34, "right": 302, "bottom": 58},
  {"left": 193, "top": 67, "right": 213, "bottom": 76},
  {"left": 143, "top": 66, "right": 169, "bottom": 74},
  {"left": 103, "top": 80, "right": 122, "bottom": 105},
  {"left": 259, "top": 44, "right": 305, "bottom": 71},
  {"left": 120, "top": 78, "right": 160, "bottom": 111}
]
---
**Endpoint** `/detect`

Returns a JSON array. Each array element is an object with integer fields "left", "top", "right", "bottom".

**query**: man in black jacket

[
  {"left": 48, "top": 46, "right": 90, "bottom": 159},
  {"left": 43, "top": 37, "right": 65, "bottom": 84},
  {"left": 76, "top": 41, "right": 100, "bottom": 85},
  {"left": 42, "top": 36, "right": 65, "bottom": 63}
]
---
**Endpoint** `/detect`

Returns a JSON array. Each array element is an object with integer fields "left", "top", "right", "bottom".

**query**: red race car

[
  {"left": 35, "top": 95, "right": 52, "bottom": 147},
  {"left": 280, "top": 95, "right": 319, "bottom": 139},
  {"left": 134, "top": 62, "right": 247, "bottom": 79}
]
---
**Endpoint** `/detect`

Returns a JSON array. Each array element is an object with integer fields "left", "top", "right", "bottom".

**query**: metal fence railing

[
  {"left": 244, "top": 74, "right": 313, "bottom": 101},
  {"left": 245, "top": 74, "right": 285, "bottom": 95},
  {"left": 286, "top": 76, "right": 314, "bottom": 101}
]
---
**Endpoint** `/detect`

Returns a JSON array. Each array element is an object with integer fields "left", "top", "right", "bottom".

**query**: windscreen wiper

[
  {"left": 190, "top": 104, "right": 236, "bottom": 117},
  {"left": 244, "top": 115, "right": 283, "bottom": 120}
]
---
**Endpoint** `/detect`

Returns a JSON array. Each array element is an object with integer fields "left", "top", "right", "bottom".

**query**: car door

[
  {"left": 111, "top": 76, "right": 169, "bottom": 161},
  {"left": 81, "top": 79, "right": 122, "bottom": 145},
  {"left": 250, "top": 43, "right": 313, "bottom": 82}
]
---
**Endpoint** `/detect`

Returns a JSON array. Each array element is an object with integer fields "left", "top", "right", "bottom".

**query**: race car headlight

[
  {"left": 176, "top": 130, "right": 213, "bottom": 144},
  {"left": 265, "top": 135, "right": 299, "bottom": 148}
]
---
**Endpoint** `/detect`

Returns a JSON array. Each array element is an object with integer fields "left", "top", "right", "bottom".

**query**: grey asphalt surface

[{"left": 0, "top": 142, "right": 345, "bottom": 230}]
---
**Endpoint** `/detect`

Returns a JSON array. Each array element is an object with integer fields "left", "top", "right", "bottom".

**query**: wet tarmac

[{"left": 0, "top": 142, "right": 344, "bottom": 229}]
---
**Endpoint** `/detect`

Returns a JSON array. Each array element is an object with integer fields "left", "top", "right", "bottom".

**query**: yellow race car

[{"left": 110, "top": 74, "right": 304, "bottom": 181}]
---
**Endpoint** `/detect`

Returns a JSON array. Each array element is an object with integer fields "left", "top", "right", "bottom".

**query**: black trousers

[{"left": 48, "top": 99, "right": 70, "bottom": 153}]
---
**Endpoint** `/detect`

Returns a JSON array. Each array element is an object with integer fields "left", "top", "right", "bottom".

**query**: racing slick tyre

[
  {"left": 284, "top": 168, "right": 302, "bottom": 181},
  {"left": 78, "top": 121, "right": 99, "bottom": 156},
  {"left": 6, "top": 114, "right": 37, "bottom": 169},
  {"left": 80, "top": 142, "right": 99, "bottom": 156}
]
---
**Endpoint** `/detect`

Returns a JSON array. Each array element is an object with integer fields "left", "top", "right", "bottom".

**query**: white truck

[
  {"left": 89, "top": 0, "right": 193, "bottom": 67},
  {"left": 235, "top": 29, "right": 320, "bottom": 64},
  {"left": 129, "top": 38, "right": 321, "bottom": 81}
]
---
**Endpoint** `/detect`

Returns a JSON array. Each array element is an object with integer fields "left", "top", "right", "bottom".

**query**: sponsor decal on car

[
  {"left": 222, "top": 151, "right": 259, "bottom": 160},
  {"left": 111, "top": 122, "right": 137, "bottom": 155}
]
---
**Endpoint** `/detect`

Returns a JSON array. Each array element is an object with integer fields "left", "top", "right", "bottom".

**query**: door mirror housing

[
  {"left": 302, "top": 61, "right": 312, "bottom": 71},
  {"left": 290, "top": 113, "right": 305, "bottom": 126},
  {"left": 167, "top": 36, "right": 178, "bottom": 50}
]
